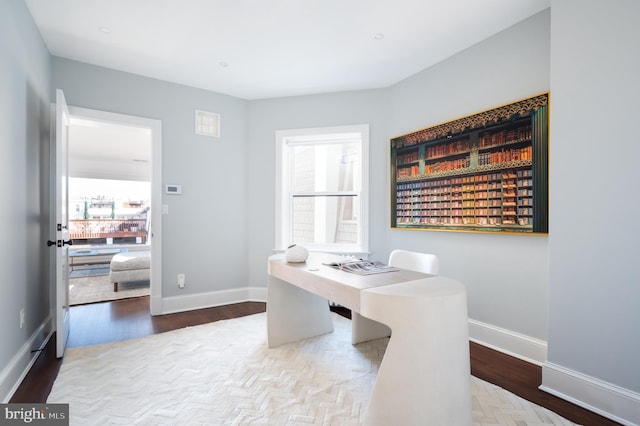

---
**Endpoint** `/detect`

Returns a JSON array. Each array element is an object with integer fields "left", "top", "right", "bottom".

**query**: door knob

[{"left": 46, "top": 240, "right": 73, "bottom": 247}]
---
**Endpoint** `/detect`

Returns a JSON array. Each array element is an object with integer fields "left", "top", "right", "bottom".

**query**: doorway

[
  {"left": 67, "top": 177, "right": 151, "bottom": 304},
  {"left": 66, "top": 106, "right": 162, "bottom": 315}
]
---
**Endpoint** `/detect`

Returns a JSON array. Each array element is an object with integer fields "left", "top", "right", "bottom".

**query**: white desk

[{"left": 267, "top": 253, "right": 472, "bottom": 425}]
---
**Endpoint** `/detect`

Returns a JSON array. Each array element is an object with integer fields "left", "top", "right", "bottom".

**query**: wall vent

[{"left": 195, "top": 110, "right": 220, "bottom": 137}]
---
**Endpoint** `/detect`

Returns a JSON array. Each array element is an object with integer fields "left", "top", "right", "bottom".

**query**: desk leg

[
  {"left": 351, "top": 312, "right": 391, "bottom": 345},
  {"left": 360, "top": 277, "right": 472, "bottom": 426},
  {"left": 267, "top": 275, "right": 334, "bottom": 348}
]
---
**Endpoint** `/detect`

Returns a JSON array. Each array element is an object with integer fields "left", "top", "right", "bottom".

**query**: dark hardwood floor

[
  {"left": 10, "top": 297, "right": 265, "bottom": 405},
  {"left": 11, "top": 297, "right": 618, "bottom": 425}
]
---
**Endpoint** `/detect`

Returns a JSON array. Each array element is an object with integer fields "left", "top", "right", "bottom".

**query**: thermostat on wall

[{"left": 165, "top": 184, "right": 182, "bottom": 194}]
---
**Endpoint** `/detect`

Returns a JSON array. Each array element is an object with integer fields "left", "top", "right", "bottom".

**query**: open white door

[{"left": 51, "top": 89, "right": 71, "bottom": 358}]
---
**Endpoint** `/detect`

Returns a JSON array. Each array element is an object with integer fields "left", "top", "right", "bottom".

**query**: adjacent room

[
  {"left": 2, "top": 0, "right": 638, "bottom": 425},
  {"left": 67, "top": 117, "right": 152, "bottom": 305}
]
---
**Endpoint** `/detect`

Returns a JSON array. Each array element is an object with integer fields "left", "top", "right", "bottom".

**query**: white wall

[
  {"left": 0, "top": 0, "right": 52, "bottom": 401},
  {"left": 542, "top": 1, "right": 640, "bottom": 423},
  {"left": 51, "top": 59, "right": 251, "bottom": 308}
]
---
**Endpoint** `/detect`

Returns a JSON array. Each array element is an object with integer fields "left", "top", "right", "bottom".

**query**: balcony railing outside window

[{"left": 70, "top": 218, "right": 148, "bottom": 243}]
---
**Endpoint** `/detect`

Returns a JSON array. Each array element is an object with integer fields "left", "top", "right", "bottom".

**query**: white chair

[
  {"left": 351, "top": 250, "right": 440, "bottom": 344},
  {"left": 388, "top": 249, "right": 439, "bottom": 275}
]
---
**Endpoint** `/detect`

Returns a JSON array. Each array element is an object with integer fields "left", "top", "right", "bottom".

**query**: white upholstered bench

[{"left": 110, "top": 251, "right": 150, "bottom": 292}]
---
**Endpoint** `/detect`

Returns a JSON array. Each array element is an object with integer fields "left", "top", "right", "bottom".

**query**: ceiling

[
  {"left": 25, "top": 0, "right": 549, "bottom": 100},
  {"left": 69, "top": 117, "right": 151, "bottom": 182}
]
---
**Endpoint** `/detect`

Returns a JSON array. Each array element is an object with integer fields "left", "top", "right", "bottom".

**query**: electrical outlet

[
  {"left": 177, "top": 273, "right": 185, "bottom": 288},
  {"left": 20, "top": 309, "right": 25, "bottom": 329}
]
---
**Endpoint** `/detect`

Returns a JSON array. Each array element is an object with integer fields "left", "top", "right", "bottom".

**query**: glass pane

[
  {"left": 291, "top": 142, "right": 360, "bottom": 192},
  {"left": 292, "top": 195, "right": 359, "bottom": 245}
]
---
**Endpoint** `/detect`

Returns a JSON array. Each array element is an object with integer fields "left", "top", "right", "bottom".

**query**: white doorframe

[{"left": 67, "top": 106, "right": 163, "bottom": 315}]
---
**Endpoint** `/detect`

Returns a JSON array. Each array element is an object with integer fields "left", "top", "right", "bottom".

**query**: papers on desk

[{"left": 322, "top": 260, "right": 399, "bottom": 275}]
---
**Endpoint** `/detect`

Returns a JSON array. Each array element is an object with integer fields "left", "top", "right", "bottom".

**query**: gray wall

[
  {"left": 386, "top": 10, "right": 551, "bottom": 340},
  {"left": 547, "top": 0, "right": 640, "bottom": 393},
  {"left": 247, "top": 10, "right": 551, "bottom": 342},
  {"left": 4, "top": 0, "right": 638, "bottom": 419},
  {"left": 51, "top": 59, "right": 250, "bottom": 299},
  {"left": 247, "top": 90, "right": 391, "bottom": 290},
  {"left": 0, "top": 0, "right": 51, "bottom": 386}
]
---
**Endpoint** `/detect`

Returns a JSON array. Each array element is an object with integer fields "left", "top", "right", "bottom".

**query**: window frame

[{"left": 275, "top": 124, "right": 369, "bottom": 254}]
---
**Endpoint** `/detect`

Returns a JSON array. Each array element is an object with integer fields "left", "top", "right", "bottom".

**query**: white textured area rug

[
  {"left": 48, "top": 313, "right": 575, "bottom": 425},
  {"left": 69, "top": 275, "right": 149, "bottom": 306}
]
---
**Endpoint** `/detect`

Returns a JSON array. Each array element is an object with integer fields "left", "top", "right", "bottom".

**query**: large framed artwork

[{"left": 390, "top": 93, "right": 549, "bottom": 234}]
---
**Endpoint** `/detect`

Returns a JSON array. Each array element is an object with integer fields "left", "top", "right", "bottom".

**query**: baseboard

[
  {"left": 247, "top": 286, "right": 267, "bottom": 302},
  {"left": 161, "top": 287, "right": 267, "bottom": 315},
  {"left": 468, "top": 318, "right": 547, "bottom": 365},
  {"left": 0, "top": 315, "right": 53, "bottom": 403},
  {"left": 541, "top": 362, "right": 640, "bottom": 426},
  {"left": 150, "top": 294, "right": 162, "bottom": 316}
]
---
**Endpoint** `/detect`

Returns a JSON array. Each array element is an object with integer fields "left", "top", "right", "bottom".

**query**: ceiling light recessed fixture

[
  {"left": 98, "top": 26, "right": 111, "bottom": 34},
  {"left": 374, "top": 33, "right": 384, "bottom": 40}
]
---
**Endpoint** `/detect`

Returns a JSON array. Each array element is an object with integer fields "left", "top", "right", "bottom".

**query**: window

[{"left": 276, "top": 124, "right": 369, "bottom": 254}]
